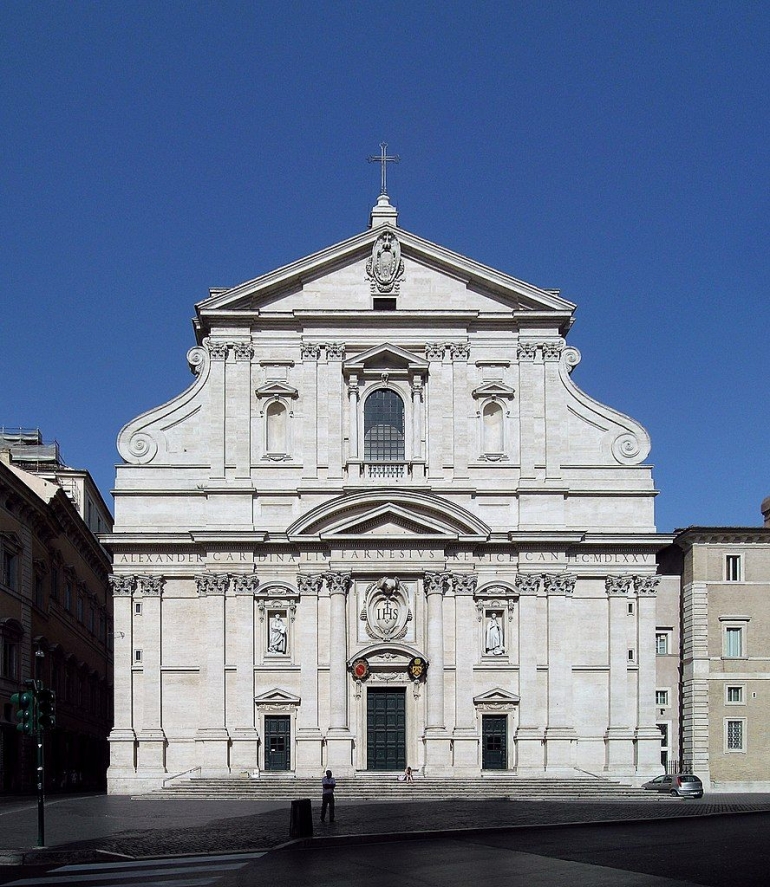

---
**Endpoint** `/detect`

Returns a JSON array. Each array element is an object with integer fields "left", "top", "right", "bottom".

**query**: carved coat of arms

[
  {"left": 362, "top": 577, "right": 411, "bottom": 641},
  {"left": 366, "top": 231, "right": 405, "bottom": 294}
]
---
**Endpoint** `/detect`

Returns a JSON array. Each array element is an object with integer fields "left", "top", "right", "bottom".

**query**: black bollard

[{"left": 289, "top": 798, "right": 313, "bottom": 838}]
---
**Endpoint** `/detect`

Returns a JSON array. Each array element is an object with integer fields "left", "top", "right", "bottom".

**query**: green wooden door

[
  {"left": 264, "top": 716, "right": 290, "bottom": 771},
  {"left": 367, "top": 688, "right": 406, "bottom": 771},
  {"left": 482, "top": 715, "right": 507, "bottom": 770}
]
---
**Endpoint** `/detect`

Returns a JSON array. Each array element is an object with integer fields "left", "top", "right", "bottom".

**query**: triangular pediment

[
  {"left": 287, "top": 490, "right": 490, "bottom": 543},
  {"left": 473, "top": 687, "right": 520, "bottom": 705},
  {"left": 255, "top": 381, "right": 299, "bottom": 399},
  {"left": 344, "top": 342, "right": 428, "bottom": 374},
  {"left": 253, "top": 688, "right": 301, "bottom": 706},
  {"left": 472, "top": 381, "right": 516, "bottom": 400},
  {"left": 193, "top": 223, "right": 576, "bottom": 339}
]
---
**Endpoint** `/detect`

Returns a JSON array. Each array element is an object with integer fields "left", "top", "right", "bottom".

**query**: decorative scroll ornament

[
  {"left": 363, "top": 577, "right": 411, "bottom": 641},
  {"left": 367, "top": 230, "right": 405, "bottom": 294},
  {"left": 407, "top": 656, "right": 428, "bottom": 681}
]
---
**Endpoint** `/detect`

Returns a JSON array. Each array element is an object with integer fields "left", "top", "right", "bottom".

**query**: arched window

[
  {"left": 266, "top": 401, "right": 288, "bottom": 453},
  {"left": 482, "top": 401, "right": 504, "bottom": 453},
  {"left": 364, "top": 389, "right": 405, "bottom": 462}
]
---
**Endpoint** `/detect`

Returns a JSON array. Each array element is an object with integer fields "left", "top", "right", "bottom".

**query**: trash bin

[{"left": 289, "top": 798, "right": 313, "bottom": 838}]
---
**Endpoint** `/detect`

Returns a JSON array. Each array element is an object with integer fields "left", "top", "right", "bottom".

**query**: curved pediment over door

[{"left": 286, "top": 490, "right": 490, "bottom": 544}]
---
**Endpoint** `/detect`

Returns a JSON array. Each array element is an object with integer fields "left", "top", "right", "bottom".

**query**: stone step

[{"left": 134, "top": 775, "right": 657, "bottom": 801}]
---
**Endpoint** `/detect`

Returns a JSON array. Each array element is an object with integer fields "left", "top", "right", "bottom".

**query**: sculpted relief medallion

[
  {"left": 362, "top": 577, "right": 412, "bottom": 641},
  {"left": 366, "top": 231, "right": 405, "bottom": 294}
]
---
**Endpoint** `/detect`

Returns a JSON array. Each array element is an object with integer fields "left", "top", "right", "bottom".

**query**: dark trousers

[{"left": 321, "top": 794, "right": 335, "bottom": 821}]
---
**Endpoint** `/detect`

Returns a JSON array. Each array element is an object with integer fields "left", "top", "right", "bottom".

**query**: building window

[
  {"left": 35, "top": 575, "right": 45, "bottom": 608},
  {"left": 372, "top": 296, "right": 397, "bottom": 310},
  {"left": 657, "top": 722, "right": 670, "bottom": 769},
  {"left": 134, "top": 649, "right": 143, "bottom": 664},
  {"left": 1, "top": 639, "right": 18, "bottom": 680},
  {"left": 724, "top": 625, "right": 745, "bottom": 658},
  {"left": 726, "top": 685, "right": 745, "bottom": 705},
  {"left": 725, "top": 718, "right": 746, "bottom": 752},
  {"left": 627, "top": 648, "right": 635, "bottom": 662},
  {"left": 627, "top": 602, "right": 634, "bottom": 615},
  {"left": 134, "top": 601, "right": 142, "bottom": 616},
  {"left": 364, "top": 389, "right": 405, "bottom": 463},
  {"left": 76, "top": 596, "right": 84, "bottom": 623},
  {"left": 64, "top": 581, "right": 72, "bottom": 612},
  {"left": 656, "top": 629, "right": 672, "bottom": 655},
  {"left": 51, "top": 568, "right": 59, "bottom": 601},
  {"left": 655, "top": 689, "right": 670, "bottom": 708},
  {"left": 725, "top": 554, "right": 742, "bottom": 582},
  {"left": 1, "top": 542, "right": 19, "bottom": 591}
]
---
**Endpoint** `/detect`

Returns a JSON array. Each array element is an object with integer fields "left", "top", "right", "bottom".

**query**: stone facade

[{"left": 106, "top": 196, "right": 667, "bottom": 793}]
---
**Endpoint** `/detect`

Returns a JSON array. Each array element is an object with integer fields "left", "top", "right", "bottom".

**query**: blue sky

[{"left": 2, "top": 1, "right": 768, "bottom": 533}]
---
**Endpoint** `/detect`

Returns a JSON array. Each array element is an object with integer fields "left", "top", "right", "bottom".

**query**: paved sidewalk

[{"left": 3, "top": 793, "right": 770, "bottom": 865}]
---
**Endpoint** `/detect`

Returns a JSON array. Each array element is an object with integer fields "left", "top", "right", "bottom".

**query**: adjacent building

[
  {"left": 662, "top": 522, "right": 770, "bottom": 790},
  {"left": 0, "top": 430, "right": 113, "bottom": 792},
  {"left": 107, "top": 194, "right": 669, "bottom": 793}
]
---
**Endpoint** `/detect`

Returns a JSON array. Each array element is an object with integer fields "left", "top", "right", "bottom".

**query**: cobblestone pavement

[{"left": 7, "top": 794, "right": 770, "bottom": 864}]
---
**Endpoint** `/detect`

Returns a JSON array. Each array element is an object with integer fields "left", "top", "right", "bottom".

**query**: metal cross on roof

[{"left": 367, "top": 142, "right": 400, "bottom": 195}]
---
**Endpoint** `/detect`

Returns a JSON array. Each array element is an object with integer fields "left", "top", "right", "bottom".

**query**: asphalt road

[{"left": 229, "top": 814, "right": 770, "bottom": 887}]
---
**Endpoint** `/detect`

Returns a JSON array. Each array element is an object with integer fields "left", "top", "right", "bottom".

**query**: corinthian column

[
  {"left": 325, "top": 571, "right": 353, "bottom": 774},
  {"left": 634, "top": 574, "right": 664, "bottom": 773},
  {"left": 423, "top": 571, "right": 451, "bottom": 773},
  {"left": 605, "top": 574, "right": 635, "bottom": 773},
  {"left": 107, "top": 575, "right": 137, "bottom": 792},
  {"left": 194, "top": 573, "right": 231, "bottom": 776}
]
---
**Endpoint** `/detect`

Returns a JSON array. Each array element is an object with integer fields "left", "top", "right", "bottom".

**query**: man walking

[{"left": 321, "top": 769, "right": 336, "bottom": 823}]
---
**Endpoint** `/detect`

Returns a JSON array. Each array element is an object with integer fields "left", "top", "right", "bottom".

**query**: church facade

[{"left": 107, "top": 194, "right": 665, "bottom": 793}]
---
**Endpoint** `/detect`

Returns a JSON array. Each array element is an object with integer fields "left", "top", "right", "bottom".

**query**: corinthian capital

[
  {"left": 301, "top": 342, "right": 321, "bottom": 360},
  {"left": 514, "top": 573, "right": 541, "bottom": 595},
  {"left": 109, "top": 575, "right": 137, "bottom": 597},
  {"left": 324, "top": 572, "right": 352, "bottom": 596},
  {"left": 233, "top": 574, "right": 261, "bottom": 595},
  {"left": 140, "top": 575, "right": 165, "bottom": 597},
  {"left": 605, "top": 575, "right": 633, "bottom": 596},
  {"left": 424, "top": 571, "right": 448, "bottom": 596},
  {"left": 232, "top": 342, "right": 255, "bottom": 362},
  {"left": 634, "top": 575, "right": 660, "bottom": 597},
  {"left": 208, "top": 341, "right": 229, "bottom": 361},
  {"left": 543, "top": 573, "right": 576, "bottom": 596},
  {"left": 517, "top": 342, "right": 537, "bottom": 362},
  {"left": 298, "top": 574, "right": 324, "bottom": 596},
  {"left": 195, "top": 573, "right": 231, "bottom": 596},
  {"left": 541, "top": 341, "right": 564, "bottom": 361},
  {"left": 451, "top": 573, "right": 478, "bottom": 595}
]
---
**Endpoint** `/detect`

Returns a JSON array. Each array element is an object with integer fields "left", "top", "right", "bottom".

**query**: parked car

[{"left": 642, "top": 773, "right": 704, "bottom": 798}]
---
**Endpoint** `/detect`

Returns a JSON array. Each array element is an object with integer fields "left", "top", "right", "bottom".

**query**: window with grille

[
  {"left": 726, "top": 719, "right": 745, "bottom": 751},
  {"left": 364, "top": 389, "right": 405, "bottom": 462}
]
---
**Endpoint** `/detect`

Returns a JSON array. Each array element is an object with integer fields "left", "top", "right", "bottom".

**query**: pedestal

[
  {"left": 604, "top": 727, "right": 636, "bottom": 774},
  {"left": 295, "top": 728, "right": 324, "bottom": 775},
  {"left": 194, "top": 727, "right": 231, "bottom": 776},
  {"left": 544, "top": 727, "right": 578, "bottom": 771},
  {"left": 136, "top": 729, "right": 167, "bottom": 774},
  {"left": 450, "top": 728, "right": 480, "bottom": 774},
  {"left": 423, "top": 729, "right": 452, "bottom": 775},
  {"left": 230, "top": 728, "right": 260, "bottom": 774},
  {"left": 514, "top": 726, "right": 545, "bottom": 772},
  {"left": 325, "top": 729, "right": 354, "bottom": 776}
]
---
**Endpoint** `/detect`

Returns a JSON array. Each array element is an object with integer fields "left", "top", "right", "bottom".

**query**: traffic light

[
  {"left": 11, "top": 691, "right": 35, "bottom": 734},
  {"left": 37, "top": 689, "right": 56, "bottom": 730}
]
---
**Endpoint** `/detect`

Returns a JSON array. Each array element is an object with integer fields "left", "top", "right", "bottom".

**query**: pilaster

[
  {"left": 230, "top": 573, "right": 260, "bottom": 773},
  {"left": 107, "top": 575, "right": 137, "bottom": 784},
  {"left": 543, "top": 572, "right": 577, "bottom": 770},
  {"left": 514, "top": 572, "right": 545, "bottom": 771},
  {"left": 325, "top": 571, "right": 353, "bottom": 774},
  {"left": 295, "top": 574, "right": 324, "bottom": 774}
]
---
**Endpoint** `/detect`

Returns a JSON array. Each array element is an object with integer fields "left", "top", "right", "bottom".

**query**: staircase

[{"left": 134, "top": 774, "right": 656, "bottom": 801}]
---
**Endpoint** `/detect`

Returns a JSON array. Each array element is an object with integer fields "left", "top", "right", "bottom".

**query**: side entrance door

[
  {"left": 264, "top": 715, "right": 290, "bottom": 771},
  {"left": 367, "top": 688, "right": 406, "bottom": 771},
  {"left": 482, "top": 714, "right": 507, "bottom": 770}
]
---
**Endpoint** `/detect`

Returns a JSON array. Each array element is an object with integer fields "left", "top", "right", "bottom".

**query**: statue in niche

[
  {"left": 267, "top": 613, "right": 287, "bottom": 654},
  {"left": 485, "top": 612, "right": 505, "bottom": 656}
]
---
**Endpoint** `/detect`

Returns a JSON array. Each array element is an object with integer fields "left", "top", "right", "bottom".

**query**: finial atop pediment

[{"left": 368, "top": 142, "right": 400, "bottom": 228}]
